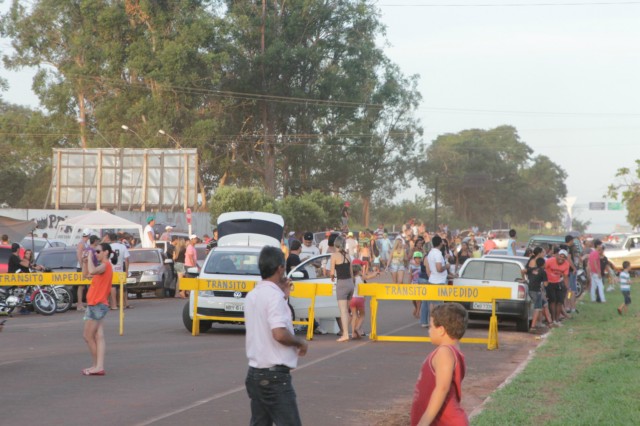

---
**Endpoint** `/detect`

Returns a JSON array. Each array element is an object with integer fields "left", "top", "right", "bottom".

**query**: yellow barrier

[
  {"left": 179, "top": 278, "right": 333, "bottom": 340},
  {"left": 358, "top": 284, "right": 512, "bottom": 350},
  {"left": 0, "top": 272, "right": 128, "bottom": 335}
]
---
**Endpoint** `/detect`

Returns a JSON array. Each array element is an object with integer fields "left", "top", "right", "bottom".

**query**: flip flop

[{"left": 82, "top": 368, "right": 105, "bottom": 376}]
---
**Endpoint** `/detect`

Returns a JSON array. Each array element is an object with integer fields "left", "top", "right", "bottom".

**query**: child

[
  {"left": 617, "top": 261, "right": 632, "bottom": 315},
  {"left": 350, "top": 262, "right": 378, "bottom": 339},
  {"left": 410, "top": 251, "right": 423, "bottom": 318},
  {"left": 410, "top": 303, "right": 469, "bottom": 426}
]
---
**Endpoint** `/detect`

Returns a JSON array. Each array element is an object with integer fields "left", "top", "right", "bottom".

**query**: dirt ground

[{"left": 359, "top": 327, "right": 543, "bottom": 425}]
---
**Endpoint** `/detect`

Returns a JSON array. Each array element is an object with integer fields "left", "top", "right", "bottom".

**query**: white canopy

[{"left": 53, "top": 210, "right": 144, "bottom": 245}]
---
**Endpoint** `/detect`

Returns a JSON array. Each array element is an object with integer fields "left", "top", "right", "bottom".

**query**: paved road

[{"left": 0, "top": 296, "right": 538, "bottom": 426}]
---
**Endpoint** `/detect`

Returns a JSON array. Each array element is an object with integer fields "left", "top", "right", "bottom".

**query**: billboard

[{"left": 51, "top": 148, "right": 199, "bottom": 211}]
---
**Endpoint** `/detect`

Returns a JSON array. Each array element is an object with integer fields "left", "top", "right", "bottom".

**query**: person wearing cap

[
  {"left": 300, "top": 232, "right": 320, "bottom": 278},
  {"left": 341, "top": 202, "right": 350, "bottom": 229},
  {"left": 160, "top": 225, "right": 173, "bottom": 242},
  {"left": 75, "top": 229, "right": 92, "bottom": 312},
  {"left": 142, "top": 216, "right": 156, "bottom": 248},
  {"left": 544, "top": 249, "right": 571, "bottom": 325},
  {"left": 409, "top": 251, "right": 424, "bottom": 318}
]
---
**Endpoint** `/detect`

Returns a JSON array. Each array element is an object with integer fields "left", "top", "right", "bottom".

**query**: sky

[{"left": 1, "top": 0, "right": 638, "bottom": 233}]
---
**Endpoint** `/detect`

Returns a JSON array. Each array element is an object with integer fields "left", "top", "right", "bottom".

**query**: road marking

[
  {"left": 135, "top": 321, "right": 418, "bottom": 425},
  {"left": 0, "top": 360, "right": 23, "bottom": 367}
]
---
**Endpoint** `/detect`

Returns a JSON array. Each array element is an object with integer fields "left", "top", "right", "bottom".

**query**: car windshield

[
  {"left": 130, "top": 250, "right": 161, "bottom": 264},
  {"left": 36, "top": 251, "right": 78, "bottom": 269},
  {"left": 203, "top": 251, "right": 260, "bottom": 275},
  {"left": 462, "top": 261, "right": 522, "bottom": 281},
  {"left": 20, "top": 239, "right": 47, "bottom": 252},
  {"left": 493, "top": 231, "right": 509, "bottom": 239}
]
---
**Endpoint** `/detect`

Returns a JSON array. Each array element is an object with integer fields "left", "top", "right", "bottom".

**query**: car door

[{"left": 287, "top": 254, "right": 338, "bottom": 319}]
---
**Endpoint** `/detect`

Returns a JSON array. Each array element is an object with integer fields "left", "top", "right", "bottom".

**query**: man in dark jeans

[{"left": 244, "top": 246, "right": 308, "bottom": 425}]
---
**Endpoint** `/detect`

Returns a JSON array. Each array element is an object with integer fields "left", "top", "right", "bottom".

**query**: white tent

[{"left": 53, "top": 210, "right": 144, "bottom": 245}]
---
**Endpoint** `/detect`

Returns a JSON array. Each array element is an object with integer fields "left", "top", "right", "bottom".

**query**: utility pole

[{"left": 434, "top": 176, "right": 439, "bottom": 231}]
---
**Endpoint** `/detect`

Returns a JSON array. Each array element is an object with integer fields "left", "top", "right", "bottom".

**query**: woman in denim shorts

[{"left": 81, "top": 243, "right": 117, "bottom": 376}]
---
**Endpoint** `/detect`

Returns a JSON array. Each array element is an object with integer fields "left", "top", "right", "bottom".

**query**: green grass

[{"left": 472, "top": 286, "right": 640, "bottom": 426}]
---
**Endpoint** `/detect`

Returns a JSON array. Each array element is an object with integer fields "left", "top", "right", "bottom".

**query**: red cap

[{"left": 344, "top": 201, "right": 350, "bottom": 206}]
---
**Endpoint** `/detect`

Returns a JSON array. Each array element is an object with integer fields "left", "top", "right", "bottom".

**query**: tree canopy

[
  {"left": 608, "top": 159, "right": 640, "bottom": 227},
  {"left": 416, "top": 126, "right": 567, "bottom": 227}
]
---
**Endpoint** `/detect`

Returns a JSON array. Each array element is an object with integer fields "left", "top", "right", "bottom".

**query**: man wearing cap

[
  {"left": 185, "top": 234, "right": 199, "bottom": 272},
  {"left": 160, "top": 225, "right": 173, "bottom": 242},
  {"left": 300, "top": 232, "right": 320, "bottom": 279},
  {"left": 545, "top": 249, "right": 571, "bottom": 325},
  {"left": 142, "top": 217, "right": 156, "bottom": 248}
]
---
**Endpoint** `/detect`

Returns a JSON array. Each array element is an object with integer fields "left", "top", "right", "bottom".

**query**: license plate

[
  {"left": 224, "top": 303, "right": 244, "bottom": 312},
  {"left": 126, "top": 278, "right": 137, "bottom": 284},
  {"left": 472, "top": 302, "right": 492, "bottom": 311}
]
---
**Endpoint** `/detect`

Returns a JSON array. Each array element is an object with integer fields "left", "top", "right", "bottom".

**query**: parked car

[
  {"left": 453, "top": 257, "right": 533, "bottom": 332},
  {"left": 126, "top": 248, "right": 173, "bottom": 298},
  {"left": 20, "top": 237, "right": 67, "bottom": 258},
  {"left": 526, "top": 235, "right": 584, "bottom": 256},
  {"left": 484, "top": 249, "right": 526, "bottom": 257},
  {"left": 183, "top": 211, "right": 284, "bottom": 333},
  {"left": 488, "top": 229, "right": 511, "bottom": 249},
  {"left": 604, "top": 234, "right": 640, "bottom": 271},
  {"left": 288, "top": 254, "right": 339, "bottom": 320},
  {"left": 35, "top": 246, "right": 80, "bottom": 302}
]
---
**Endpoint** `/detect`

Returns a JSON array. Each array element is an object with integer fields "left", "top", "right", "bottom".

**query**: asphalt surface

[{"left": 0, "top": 294, "right": 538, "bottom": 426}]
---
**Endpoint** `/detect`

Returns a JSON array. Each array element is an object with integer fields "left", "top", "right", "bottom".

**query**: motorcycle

[
  {"left": 46, "top": 285, "right": 73, "bottom": 313},
  {"left": 0, "top": 284, "right": 57, "bottom": 316},
  {"left": 575, "top": 268, "right": 587, "bottom": 299}
]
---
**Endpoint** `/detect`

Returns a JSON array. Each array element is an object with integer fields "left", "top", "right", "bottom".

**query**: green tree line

[{"left": 1, "top": 0, "right": 567, "bottom": 227}]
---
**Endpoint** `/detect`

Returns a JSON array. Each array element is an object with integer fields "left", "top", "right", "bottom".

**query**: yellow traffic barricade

[
  {"left": 0, "top": 272, "right": 127, "bottom": 334},
  {"left": 358, "top": 284, "right": 511, "bottom": 350},
  {"left": 179, "top": 278, "right": 332, "bottom": 340}
]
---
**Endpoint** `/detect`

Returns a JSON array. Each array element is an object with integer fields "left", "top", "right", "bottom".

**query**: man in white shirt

[
  {"left": 345, "top": 232, "right": 358, "bottom": 259},
  {"left": 142, "top": 217, "right": 156, "bottom": 248},
  {"left": 423, "top": 235, "right": 449, "bottom": 327},
  {"left": 244, "top": 246, "right": 308, "bottom": 426},
  {"left": 104, "top": 232, "right": 131, "bottom": 309},
  {"left": 300, "top": 232, "right": 320, "bottom": 279}
]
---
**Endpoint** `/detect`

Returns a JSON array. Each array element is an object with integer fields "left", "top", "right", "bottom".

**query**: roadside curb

[{"left": 468, "top": 330, "right": 551, "bottom": 420}]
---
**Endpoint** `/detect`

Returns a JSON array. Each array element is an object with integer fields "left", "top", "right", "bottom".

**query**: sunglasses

[{"left": 95, "top": 250, "right": 102, "bottom": 254}]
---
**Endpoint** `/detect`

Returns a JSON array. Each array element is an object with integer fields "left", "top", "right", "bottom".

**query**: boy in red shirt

[
  {"left": 544, "top": 249, "right": 570, "bottom": 325},
  {"left": 411, "top": 303, "right": 468, "bottom": 426}
]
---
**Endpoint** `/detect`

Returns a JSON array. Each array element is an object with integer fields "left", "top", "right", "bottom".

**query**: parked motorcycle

[
  {"left": 0, "top": 284, "right": 57, "bottom": 316},
  {"left": 46, "top": 285, "right": 73, "bottom": 313}
]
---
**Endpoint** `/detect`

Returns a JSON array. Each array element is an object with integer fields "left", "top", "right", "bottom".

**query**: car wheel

[
  {"left": 516, "top": 304, "right": 530, "bottom": 332},
  {"left": 182, "top": 302, "right": 212, "bottom": 333}
]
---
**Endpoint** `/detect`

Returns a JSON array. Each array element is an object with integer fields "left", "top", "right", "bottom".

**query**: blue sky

[{"left": 1, "top": 0, "right": 638, "bottom": 232}]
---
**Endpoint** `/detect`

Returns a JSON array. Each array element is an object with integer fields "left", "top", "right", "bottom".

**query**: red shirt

[
  {"left": 544, "top": 257, "right": 569, "bottom": 284},
  {"left": 411, "top": 345, "right": 468, "bottom": 426},
  {"left": 86, "top": 262, "right": 113, "bottom": 306},
  {"left": 483, "top": 239, "right": 497, "bottom": 253}
]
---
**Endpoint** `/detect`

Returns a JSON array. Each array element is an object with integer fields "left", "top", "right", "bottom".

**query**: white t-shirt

[
  {"left": 244, "top": 281, "right": 298, "bottom": 369},
  {"left": 318, "top": 239, "right": 329, "bottom": 255},
  {"left": 109, "top": 242, "right": 130, "bottom": 273},
  {"left": 427, "top": 247, "right": 448, "bottom": 284},
  {"left": 346, "top": 238, "right": 358, "bottom": 258},
  {"left": 300, "top": 244, "right": 320, "bottom": 262},
  {"left": 142, "top": 224, "right": 155, "bottom": 248}
]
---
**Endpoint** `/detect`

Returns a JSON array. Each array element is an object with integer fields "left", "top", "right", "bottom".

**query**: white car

[
  {"left": 453, "top": 256, "right": 533, "bottom": 332},
  {"left": 287, "top": 254, "right": 339, "bottom": 320},
  {"left": 488, "top": 229, "right": 511, "bottom": 249},
  {"left": 182, "top": 211, "right": 285, "bottom": 333}
]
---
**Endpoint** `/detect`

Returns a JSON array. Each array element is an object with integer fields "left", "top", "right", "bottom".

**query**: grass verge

[{"left": 472, "top": 288, "right": 640, "bottom": 426}]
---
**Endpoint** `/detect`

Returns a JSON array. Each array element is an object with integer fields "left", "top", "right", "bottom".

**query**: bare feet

[{"left": 336, "top": 336, "right": 349, "bottom": 342}]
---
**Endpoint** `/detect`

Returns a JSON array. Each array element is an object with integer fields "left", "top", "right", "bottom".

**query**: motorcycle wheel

[
  {"left": 51, "top": 287, "right": 73, "bottom": 313},
  {"left": 33, "top": 292, "right": 57, "bottom": 316}
]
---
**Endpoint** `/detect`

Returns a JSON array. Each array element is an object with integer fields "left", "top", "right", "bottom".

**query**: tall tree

[
  {"left": 608, "top": 159, "right": 640, "bottom": 227},
  {"left": 219, "top": 0, "right": 422, "bottom": 202},
  {"left": 418, "top": 126, "right": 566, "bottom": 226}
]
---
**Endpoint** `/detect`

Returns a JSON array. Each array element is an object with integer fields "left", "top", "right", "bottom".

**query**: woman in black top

[
  {"left": 455, "top": 242, "right": 471, "bottom": 272},
  {"left": 330, "top": 236, "right": 354, "bottom": 342}
]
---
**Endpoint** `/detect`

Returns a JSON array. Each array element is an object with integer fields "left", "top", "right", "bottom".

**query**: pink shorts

[{"left": 349, "top": 296, "right": 365, "bottom": 311}]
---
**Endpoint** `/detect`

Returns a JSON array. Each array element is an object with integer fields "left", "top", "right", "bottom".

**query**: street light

[
  {"left": 121, "top": 124, "right": 147, "bottom": 146},
  {"left": 158, "top": 129, "right": 183, "bottom": 149}
]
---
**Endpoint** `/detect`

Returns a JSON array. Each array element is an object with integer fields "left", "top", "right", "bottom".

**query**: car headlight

[
  {"left": 143, "top": 270, "right": 158, "bottom": 276},
  {"left": 200, "top": 291, "right": 215, "bottom": 297}
]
